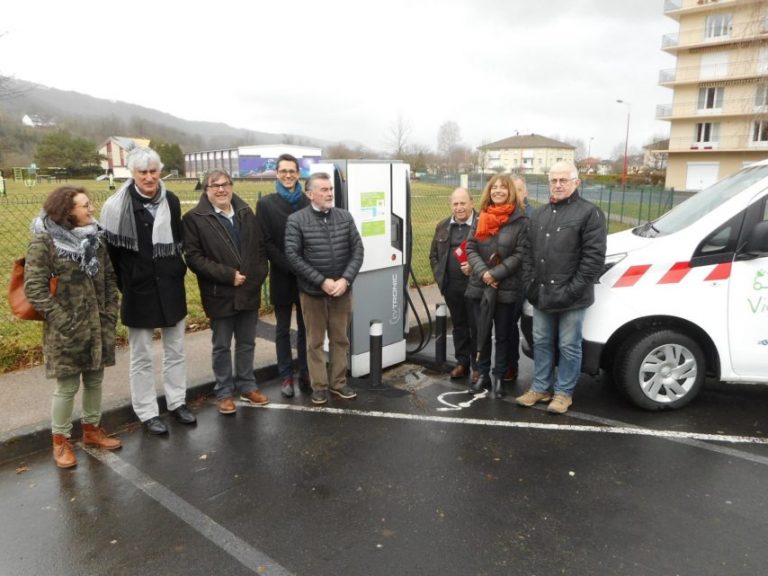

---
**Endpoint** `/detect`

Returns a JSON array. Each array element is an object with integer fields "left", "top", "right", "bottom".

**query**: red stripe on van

[
  {"left": 658, "top": 261, "right": 691, "bottom": 284},
  {"left": 614, "top": 265, "right": 651, "bottom": 288},
  {"left": 704, "top": 262, "right": 731, "bottom": 281}
]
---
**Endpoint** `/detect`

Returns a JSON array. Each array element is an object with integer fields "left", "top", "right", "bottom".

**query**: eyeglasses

[
  {"left": 277, "top": 169, "right": 298, "bottom": 176},
  {"left": 549, "top": 178, "right": 576, "bottom": 186},
  {"left": 207, "top": 182, "right": 232, "bottom": 190}
]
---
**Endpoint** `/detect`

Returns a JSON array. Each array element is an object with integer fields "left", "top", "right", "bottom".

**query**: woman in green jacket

[{"left": 24, "top": 186, "right": 121, "bottom": 468}]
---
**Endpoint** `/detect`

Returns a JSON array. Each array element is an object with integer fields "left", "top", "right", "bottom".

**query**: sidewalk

[{"left": 0, "top": 283, "right": 444, "bottom": 460}]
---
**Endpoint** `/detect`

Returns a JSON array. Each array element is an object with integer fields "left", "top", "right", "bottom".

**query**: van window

[
  {"left": 648, "top": 165, "right": 768, "bottom": 236},
  {"left": 692, "top": 211, "right": 744, "bottom": 264}
]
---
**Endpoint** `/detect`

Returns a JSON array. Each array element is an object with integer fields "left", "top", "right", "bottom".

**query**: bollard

[
  {"left": 435, "top": 303, "right": 448, "bottom": 367},
  {"left": 369, "top": 320, "right": 383, "bottom": 388}
]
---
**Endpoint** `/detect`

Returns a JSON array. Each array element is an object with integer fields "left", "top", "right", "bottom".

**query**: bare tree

[
  {"left": 384, "top": 115, "right": 412, "bottom": 159},
  {"left": 437, "top": 121, "right": 461, "bottom": 158}
]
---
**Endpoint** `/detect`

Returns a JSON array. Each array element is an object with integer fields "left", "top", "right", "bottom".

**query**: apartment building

[{"left": 659, "top": 0, "right": 768, "bottom": 190}]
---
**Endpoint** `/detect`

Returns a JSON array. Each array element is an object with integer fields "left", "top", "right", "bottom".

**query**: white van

[{"left": 527, "top": 162, "right": 768, "bottom": 410}]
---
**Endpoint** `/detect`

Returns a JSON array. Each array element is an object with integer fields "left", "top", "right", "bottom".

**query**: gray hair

[
  {"left": 204, "top": 168, "right": 232, "bottom": 186},
  {"left": 127, "top": 146, "right": 164, "bottom": 172},
  {"left": 549, "top": 161, "right": 578, "bottom": 179},
  {"left": 306, "top": 171, "right": 331, "bottom": 191}
]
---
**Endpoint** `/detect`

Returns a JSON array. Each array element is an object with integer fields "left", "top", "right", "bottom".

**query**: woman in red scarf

[{"left": 465, "top": 174, "right": 530, "bottom": 398}]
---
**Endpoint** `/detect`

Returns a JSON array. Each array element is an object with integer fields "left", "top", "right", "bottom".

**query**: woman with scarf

[
  {"left": 465, "top": 174, "right": 530, "bottom": 399},
  {"left": 24, "top": 186, "right": 121, "bottom": 468}
]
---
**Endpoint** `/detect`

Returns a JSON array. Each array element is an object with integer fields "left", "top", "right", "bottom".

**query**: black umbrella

[{"left": 475, "top": 284, "right": 497, "bottom": 349}]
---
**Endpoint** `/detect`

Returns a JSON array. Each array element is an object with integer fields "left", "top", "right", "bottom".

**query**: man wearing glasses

[
  {"left": 516, "top": 161, "right": 606, "bottom": 414},
  {"left": 183, "top": 169, "right": 269, "bottom": 415},
  {"left": 256, "top": 154, "right": 311, "bottom": 398}
]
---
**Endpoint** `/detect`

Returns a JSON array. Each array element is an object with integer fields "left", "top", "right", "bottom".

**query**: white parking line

[
  {"left": 263, "top": 403, "right": 768, "bottom": 446},
  {"left": 82, "top": 446, "right": 295, "bottom": 576}
]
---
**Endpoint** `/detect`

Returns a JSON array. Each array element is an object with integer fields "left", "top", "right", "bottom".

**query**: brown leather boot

[
  {"left": 82, "top": 423, "right": 122, "bottom": 450},
  {"left": 52, "top": 434, "right": 77, "bottom": 468}
]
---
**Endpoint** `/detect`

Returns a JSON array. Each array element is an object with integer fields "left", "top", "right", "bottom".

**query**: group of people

[
  {"left": 430, "top": 161, "right": 607, "bottom": 414},
  {"left": 25, "top": 148, "right": 363, "bottom": 468},
  {"left": 24, "top": 146, "right": 604, "bottom": 470}
]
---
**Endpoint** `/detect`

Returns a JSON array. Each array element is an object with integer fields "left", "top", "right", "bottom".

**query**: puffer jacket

[
  {"left": 284, "top": 206, "right": 364, "bottom": 297},
  {"left": 183, "top": 193, "right": 268, "bottom": 318},
  {"left": 24, "top": 233, "right": 118, "bottom": 378},
  {"left": 465, "top": 210, "right": 530, "bottom": 303},
  {"left": 526, "top": 191, "right": 607, "bottom": 312}
]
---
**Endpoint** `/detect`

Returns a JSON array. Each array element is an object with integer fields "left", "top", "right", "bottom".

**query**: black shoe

[
  {"left": 143, "top": 417, "right": 168, "bottom": 435},
  {"left": 470, "top": 374, "right": 489, "bottom": 393},
  {"left": 311, "top": 389, "right": 328, "bottom": 405},
  {"left": 169, "top": 404, "right": 197, "bottom": 425},
  {"left": 298, "top": 372, "right": 312, "bottom": 394}
]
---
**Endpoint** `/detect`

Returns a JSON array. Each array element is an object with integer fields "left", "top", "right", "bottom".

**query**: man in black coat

[
  {"left": 101, "top": 146, "right": 195, "bottom": 435},
  {"left": 284, "top": 172, "right": 364, "bottom": 406},
  {"left": 256, "top": 154, "right": 310, "bottom": 398},
  {"left": 183, "top": 169, "right": 269, "bottom": 415},
  {"left": 429, "top": 187, "right": 478, "bottom": 382},
  {"left": 516, "top": 161, "right": 607, "bottom": 415}
]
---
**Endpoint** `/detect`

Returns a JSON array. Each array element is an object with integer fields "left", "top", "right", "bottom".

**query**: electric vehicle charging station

[{"left": 309, "top": 160, "right": 409, "bottom": 377}]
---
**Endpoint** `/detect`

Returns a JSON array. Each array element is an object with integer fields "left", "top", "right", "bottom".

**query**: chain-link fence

[{"left": 0, "top": 176, "right": 683, "bottom": 373}]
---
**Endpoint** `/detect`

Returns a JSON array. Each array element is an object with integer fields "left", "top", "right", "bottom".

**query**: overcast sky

[{"left": 1, "top": 0, "right": 675, "bottom": 159}]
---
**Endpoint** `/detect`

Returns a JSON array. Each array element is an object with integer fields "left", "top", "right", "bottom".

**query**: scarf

[
  {"left": 31, "top": 214, "right": 101, "bottom": 277},
  {"left": 100, "top": 178, "right": 179, "bottom": 258},
  {"left": 276, "top": 179, "right": 304, "bottom": 208},
  {"left": 474, "top": 203, "right": 515, "bottom": 241}
]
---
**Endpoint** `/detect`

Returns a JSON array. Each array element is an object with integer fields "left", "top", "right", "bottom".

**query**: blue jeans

[
  {"left": 531, "top": 307, "right": 586, "bottom": 397},
  {"left": 275, "top": 302, "right": 307, "bottom": 379}
]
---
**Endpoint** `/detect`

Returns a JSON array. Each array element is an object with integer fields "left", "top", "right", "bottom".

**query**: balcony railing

[
  {"left": 664, "top": 0, "right": 682, "bottom": 12},
  {"left": 659, "top": 59, "right": 768, "bottom": 84},
  {"left": 662, "top": 32, "right": 679, "bottom": 49},
  {"left": 668, "top": 135, "right": 768, "bottom": 151},
  {"left": 657, "top": 104, "right": 674, "bottom": 118},
  {"left": 659, "top": 69, "right": 677, "bottom": 83},
  {"left": 656, "top": 97, "right": 768, "bottom": 118}
]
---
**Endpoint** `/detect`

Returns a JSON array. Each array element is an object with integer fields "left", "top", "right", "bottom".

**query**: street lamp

[{"left": 616, "top": 99, "right": 631, "bottom": 189}]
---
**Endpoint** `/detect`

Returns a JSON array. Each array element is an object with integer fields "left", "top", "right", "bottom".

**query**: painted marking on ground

[
  {"left": 82, "top": 446, "right": 295, "bottom": 576},
  {"left": 261, "top": 403, "right": 768, "bottom": 446},
  {"left": 436, "top": 389, "right": 489, "bottom": 411}
]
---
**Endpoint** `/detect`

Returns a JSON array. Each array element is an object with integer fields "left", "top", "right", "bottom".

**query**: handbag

[{"left": 8, "top": 257, "right": 58, "bottom": 321}]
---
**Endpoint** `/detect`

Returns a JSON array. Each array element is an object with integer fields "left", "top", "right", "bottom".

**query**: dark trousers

[
  {"left": 507, "top": 301, "right": 522, "bottom": 370},
  {"left": 275, "top": 301, "right": 307, "bottom": 379},
  {"left": 211, "top": 310, "right": 259, "bottom": 400},
  {"left": 474, "top": 300, "right": 519, "bottom": 378},
  {"left": 443, "top": 282, "right": 475, "bottom": 369}
]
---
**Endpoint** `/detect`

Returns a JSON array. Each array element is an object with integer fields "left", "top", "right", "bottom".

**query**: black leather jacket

[{"left": 525, "top": 191, "right": 607, "bottom": 312}]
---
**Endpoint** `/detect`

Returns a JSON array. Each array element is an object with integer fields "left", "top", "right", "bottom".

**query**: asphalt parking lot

[{"left": 3, "top": 350, "right": 768, "bottom": 576}]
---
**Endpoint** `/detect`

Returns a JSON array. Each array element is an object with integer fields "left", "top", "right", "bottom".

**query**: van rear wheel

[{"left": 615, "top": 329, "right": 705, "bottom": 411}]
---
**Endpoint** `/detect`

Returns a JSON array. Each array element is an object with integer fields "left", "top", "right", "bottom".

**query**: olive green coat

[{"left": 24, "top": 233, "right": 119, "bottom": 378}]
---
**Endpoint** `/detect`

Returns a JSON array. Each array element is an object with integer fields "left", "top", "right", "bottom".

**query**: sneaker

[
  {"left": 218, "top": 398, "right": 237, "bottom": 415},
  {"left": 547, "top": 394, "right": 572, "bottom": 415},
  {"left": 298, "top": 372, "right": 312, "bottom": 394},
  {"left": 515, "top": 389, "right": 553, "bottom": 407},
  {"left": 311, "top": 389, "right": 328, "bottom": 405},
  {"left": 330, "top": 385, "right": 357, "bottom": 399},
  {"left": 280, "top": 377, "right": 294, "bottom": 398},
  {"left": 240, "top": 390, "right": 270, "bottom": 406}
]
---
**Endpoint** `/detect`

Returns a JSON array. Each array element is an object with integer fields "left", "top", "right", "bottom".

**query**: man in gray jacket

[
  {"left": 284, "top": 172, "right": 364, "bottom": 405},
  {"left": 183, "top": 169, "right": 269, "bottom": 415},
  {"left": 516, "top": 161, "right": 607, "bottom": 415}
]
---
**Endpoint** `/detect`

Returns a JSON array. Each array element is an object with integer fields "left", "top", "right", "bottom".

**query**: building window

[
  {"left": 752, "top": 120, "right": 768, "bottom": 143},
  {"left": 700, "top": 51, "right": 728, "bottom": 80},
  {"left": 694, "top": 122, "right": 719, "bottom": 146},
  {"left": 704, "top": 13, "right": 732, "bottom": 40},
  {"left": 697, "top": 86, "right": 723, "bottom": 111},
  {"left": 756, "top": 84, "right": 768, "bottom": 109}
]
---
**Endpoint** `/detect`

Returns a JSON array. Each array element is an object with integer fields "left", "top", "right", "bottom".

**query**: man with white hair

[
  {"left": 101, "top": 146, "right": 195, "bottom": 434},
  {"left": 516, "top": 161, "right": 606, "bottom": 414}
]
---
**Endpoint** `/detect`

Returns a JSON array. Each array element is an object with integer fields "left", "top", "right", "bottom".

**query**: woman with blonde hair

[{"left": 465, "top": 174, "right": 530, "bottom": 398}]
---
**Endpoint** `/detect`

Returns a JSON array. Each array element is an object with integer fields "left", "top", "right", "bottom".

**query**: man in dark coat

[
  {"left": 516, "top": 161, "right": 607, "bottom": 415},
  {"left": 256, "top": 153, "right": 310, "bottom": 398},
  {"left": 101, "top": 146, "right": 195, "bottom": 435},
  {"left": 183, "top": 169, "right": 269, "bottom": 415},
  {"left": 429, "top": 187, "right": 478, "bottom": 382},
  {"left": 284, "top": 172, "right": 364, "bottom": 406}
]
